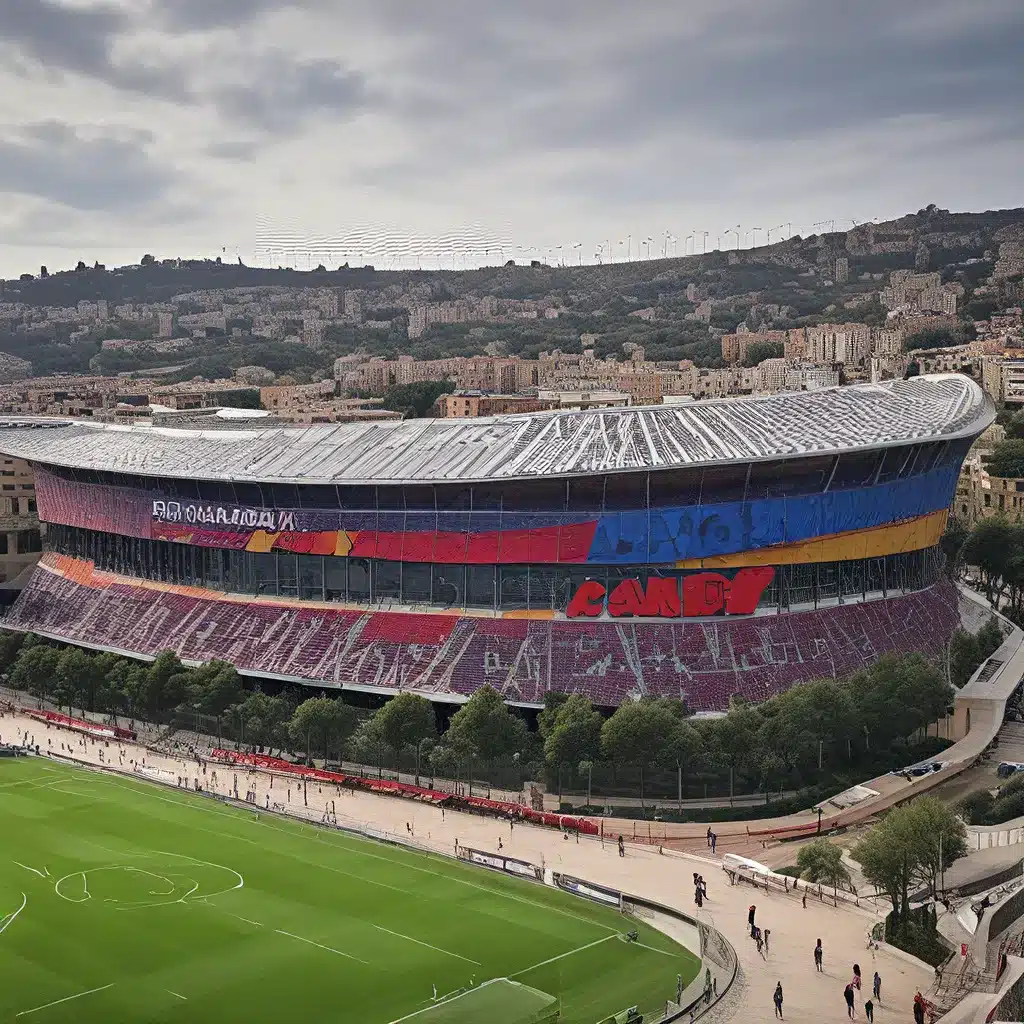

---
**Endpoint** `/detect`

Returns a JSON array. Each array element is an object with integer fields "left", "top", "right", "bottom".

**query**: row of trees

[
  {"left": 0, "top": 627, "right": 958, "bottom": 806},
  {"left": 951, "top": 515, "right": 1024, "bottom": 623},
  {"left": 537, "top": 652, "right": 954, "bottom": 805}
]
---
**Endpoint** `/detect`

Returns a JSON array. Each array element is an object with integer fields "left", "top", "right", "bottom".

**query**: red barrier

[
  {"left": 21, "top": 707, "right": 137, "bottom": 742},
  {"left": 209, "top": 749, "right": 599, "bottom": 834}
]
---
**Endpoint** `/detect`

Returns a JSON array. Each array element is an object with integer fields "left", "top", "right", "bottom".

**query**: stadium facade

[{"left": 0, "top": 375, "right": 995, "bottom": 710}]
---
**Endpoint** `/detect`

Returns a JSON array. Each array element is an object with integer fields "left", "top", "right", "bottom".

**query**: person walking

[
  {"left": 844, "top": 983, "right": 855, "bottom": 1019},
  {"left": 711, "top": 832, "right": 717, "bottom": 854},
  {"left": 748, "top": 904, "right": 756, "bottom": 937},
  {"left": 872, "top": 971, "right": 881, "bottom": 1001},
  {"left": 863, "top": 997, "right": 874, "bottom": 1022},
  {"left": 617, "top": 835, "right": 624, "bottom": 858},
  {"left": 773, "top": 982, "right": 784, "bottom": 1019},
  {"left": 814, "top": 939, "right": 823, "bottom": 971},
  {"left": 913, "top": 992, "right": 925, "bottom": 1024},
  {"left": 763, "top": 928, "right": 771, "bottom": 952}
]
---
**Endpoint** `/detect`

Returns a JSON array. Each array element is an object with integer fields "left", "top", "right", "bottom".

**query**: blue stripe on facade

[{"left": 588, "top": 465, "right": 960, "bottom": 564}]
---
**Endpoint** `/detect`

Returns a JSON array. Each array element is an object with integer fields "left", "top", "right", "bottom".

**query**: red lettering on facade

[
  {"left": 565, "top": 569, "right": 775, "bottom": 619},
  {"left": 565, "top": 579, "right": 606, "bottom": 617}
]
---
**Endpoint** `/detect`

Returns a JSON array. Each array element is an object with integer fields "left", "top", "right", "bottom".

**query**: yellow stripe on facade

[{"left": 675, "top": 510, "right": 948, "bottom": 569}]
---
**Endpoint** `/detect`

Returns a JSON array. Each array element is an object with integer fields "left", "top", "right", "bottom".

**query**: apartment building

[{"left": 0, "top": 457, "right": 41, "bottom": 583}]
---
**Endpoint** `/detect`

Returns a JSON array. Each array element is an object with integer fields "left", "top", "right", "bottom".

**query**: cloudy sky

[{"left": 0, "top": 0, "right": 1022, "bottom": 279}]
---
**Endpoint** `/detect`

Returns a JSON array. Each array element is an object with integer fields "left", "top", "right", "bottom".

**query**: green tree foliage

[
  {"left": 379, "top": 380, "right": 454, "bottom": 418},
  {"left": 963, "top": 517, "right": 1024, "bottom": 616},
  {"left": 948, "top": 619, "right": 1004, "bottom": 687},
  {"left": 855, "top": 797, "right": 967, "bottom": 931},
  {"left": 235, "top": 691, "right": 291, "bottom": 750},
  {"left": 54, "top": 646, "right": 103, "bottom": 713},
  {"left": 902, "top": 326, "right": 965, "bottom": 352},
  {"left": 184, "top": 660, "right": 245, "bottom": 716},
  {"left": 795, "top": 839, "right": 852, "bottom": 893},
  {"left": 985, "top": 441, "right": 1024, "bottom": 480},
  {"left": 441, "top": 685, "right": 529, "bottom": 761},
  {"left": 288, "top": 696, "right": 358, "bottom": 762},
  {"left": 143, "top": 650, "right": 187, "bottom": 719},
  {"left": 372, "top": 692, "right": 436, "bottom": 764},
  {"left": 741, "top": 340, "right": 784, "bottom": 366},
  {"left": 543, "top": 694, "right": 603, "bottom": 781},
  {"left": 1004, "top": 413, "right": 1024, "bottom": 441},
  {"left": 600, "top": 698, "right": 688, "bottom": 804},
  {"left": 10, "top": 644, "right": 60, "bottom": 704},
  {"left": 0, "top": 629, "right": 25, "bottom": 674}
]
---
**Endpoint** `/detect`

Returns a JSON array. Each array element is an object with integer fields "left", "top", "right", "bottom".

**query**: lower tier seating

[{"left": 3, "top": 556, "right": 960, "bottom": 710}]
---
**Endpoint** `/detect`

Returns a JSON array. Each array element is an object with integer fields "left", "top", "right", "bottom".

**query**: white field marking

[
  {"left": 251, "top": 815, "right": 616, "bottom": 933},
  {"left": 153, "top": 851, "right": 243, "bottom": 901},
  {"left": 12, "top": 861, "right": 47, "bottom": 879},
  {"left": 0, "top": 772, "right": 59, "bottom": 790},
  {"left": 510, "top": 934, "right": 618, "bottom": 977},
  {"left": 615, "top": 935, "right": 677, "bottom": 957},
  {"left": 226, "top": 913, "right": 263, "bottom": 927},
  {"left": 15, "top": 983, "right": 115, "bottom": 1017},
  {"left": 54, "top": 871, "right": 90, "bottom": 904},
  {"left": 166, "top": 990, "right": 187, "bottom": 1001},
  {"left": 275, "top": 929, "right": 369, "bottom": 965},
  {"left": 0, "top": 893, "right": 27, "bottom": 936},
  {"left": 387, "top": 979, "right": 501, "bottom": 1024},
  {"left": 372, "top": 924, "right": 481, "bottom": 966}
]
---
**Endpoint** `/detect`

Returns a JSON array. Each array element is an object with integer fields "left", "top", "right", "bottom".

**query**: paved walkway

[{"left": 2, "top": 710, "right": 936, "bottom": 1024}]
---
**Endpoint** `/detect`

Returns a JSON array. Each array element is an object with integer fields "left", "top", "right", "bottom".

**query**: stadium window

[
  {"left": 498, "top": 566, "right": 530, "bottom": 611},
  {"left": 298, "top": 555, "right": 323, "bottom": 601},
  {"left": 402, "top": 562, "right": 432, "bottom": 604},
  {"left": 503, "top": 479, "right": 567, "bottom": 512},
  {"left": 567, "top": 476, "right": 604, "bottom": 513},
  {"left": 433, "top": 565, "right": 466, "bottom": 609},
  {"left": 649, "top": 467, "right": 702, "bottom": 508},
  {"left": 373, "top": 559, "right": 401, "bottom": 602},
  {"left": 348, "top": 558, "right": 371, "bottom": 601},
  {"left": 403, "top": 485, "right": 438, "bottom": 511},
  {"left": 324, "top": 558, "right": 347, "bottom": 601},
  {"left": 297, "top": 484, "right": 340, "bottom": 509},
  {"left": 471, "top": 483, "right": 504, "bottom": 510},
  {"left": 816, "top": 562, "right": 840, "bottom": 604},
  {"left": 377, "top": 486, "right": 403, "bottom": 511},
  {"left": 783, "top": 564, "right": 814, "bottom": 609},
  {"left": 465, "top": 564, "right": 494, "bottom": 609},
  {"left": 0, "top": 471, "right": 12, "bottom": 477},
  {"left": 604, "top": 471, "right": 648, "bottom": 510},
  {"left": 527, "top": 567, "right": 563, "bottom": 610},
  {"left": 700, "top": 464, "right": 748, "bottom": 504},
  {"left": 336, "top": 486, "right": 376, "bottom": 514},
  {"left": 865, "top": 557, "right": 886, "bottom": 596},
  {"left": 875, "top": 447, "right": 909, "bottom": 484},
  {"left": 839, "top": 561, "right": 864, "bottom": 600},
  {"left": 250, "top": 552, "right": 277, "bottom": 596},
  {"left": 829, "top": 450, "right": 881, "bottom": 490},
  {"left": 272, "top": 483, "right": 300, "bottom": 509},
  {"left": 0, "top": 535, "right": 7, "bottom": 555},
  {"left": 277, "top": 553, "right": 298, "bottom": 595},
  {"left": 232, "top": 482, "right": 264, "bottom": 507}
]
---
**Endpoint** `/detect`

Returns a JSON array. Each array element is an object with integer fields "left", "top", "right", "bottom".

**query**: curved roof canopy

[{"left": 0, "top": 375, "right": 994, "bottom": 485}]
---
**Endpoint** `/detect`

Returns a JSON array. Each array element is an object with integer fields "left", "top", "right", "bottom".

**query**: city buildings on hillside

[{"left": 0, "top": 456, "right": 40, "bottom": 584}]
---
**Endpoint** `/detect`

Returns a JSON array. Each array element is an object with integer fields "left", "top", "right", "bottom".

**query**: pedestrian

[
  {"left": 913, "top": 992, "right": 925, "bottom": 1024},
  {"left": 711, "top": 832, "right": 717, "bottom": 854},
  {"left": 755, "top": 930, "right": 764, "bottom": 958},
  {"left": 864, "top": 997, "right": 873, "bottom": 1022},
  {"left": 814, "top": 939, "right": 823, "bottom": 971},
  {"left": 844, "top": 983, "right": 855, "bottom": 1019},
  {"left": 748, "top": 904, "right": 756, "bottom": 936},
  {"left": 706, "top": 826, "right": 712, "bottom": 847},
  {"left": 695, "top": 886, "right": 703, "bottom": 908},
  {"left": 773, "top": 981, "right": 784, "bottom": 1019},
  {"left": 763, "top": 928, "right": 770, "bottom": 952},
  {"left": 802, "top": 890, "right": 807, "bottom": 909},
  {"left": 852, "top": 964, "right": 862, "bottom": 991},
  {"left": 872, "top": 972, "right": 880, "bottom": 1001},
  {"left": 618, "top": 835, "right": 624, "bottom": 858}
]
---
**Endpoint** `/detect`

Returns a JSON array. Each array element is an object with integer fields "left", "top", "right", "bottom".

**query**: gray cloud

[
  {"left": 0, "top": 0, "right": 189, "bottom": 98},
  {"left": 206, "top": 140, "right": 261, "bottom": 161},
  {"left": 210, "top": 52, "right": 373, "bottom": 134},
  {"left": 156, "top": 0, "right": 321, "bottom": 32},
  {"left": 0, "top": 121, "right": 179, "bottom": 211}
]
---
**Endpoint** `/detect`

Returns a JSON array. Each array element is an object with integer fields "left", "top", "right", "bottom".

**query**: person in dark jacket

[{"left": 773, "top": 981, "right": 784, "bottom": 1019}]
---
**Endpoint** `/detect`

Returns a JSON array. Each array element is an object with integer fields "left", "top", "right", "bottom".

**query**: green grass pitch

[{"left": 0, "top": 758, "right": 699, "bottom": 1023}]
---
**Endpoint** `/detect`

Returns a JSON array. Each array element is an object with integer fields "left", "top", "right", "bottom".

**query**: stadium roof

[{"left": 0, "top": 375, "right": 994, "bottom": 485}]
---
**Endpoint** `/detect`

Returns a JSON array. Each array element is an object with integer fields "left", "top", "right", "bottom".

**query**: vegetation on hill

[
  {"left": 984, "top": 440, "right": 1024, "bottom": 480},
  {"left": 957, "top": 771, "right": 1024, "bottom": 827}
]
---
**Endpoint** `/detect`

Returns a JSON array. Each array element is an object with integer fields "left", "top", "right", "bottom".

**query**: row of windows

[
  {"left": 49, "top": 525, "right": 942, "bottom": 614},
  {"left": 0, "top": 529, "right": 42, "bottom": 555},
  {"left": 42, "top": 439, "right": 969, "bottom": 514}
]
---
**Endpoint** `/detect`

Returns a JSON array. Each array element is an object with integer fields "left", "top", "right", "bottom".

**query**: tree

[
  {"left": 538, "top": 690, "right": 570, "bottom": 741},
  {"left": 600, "top": 699, "right": 681, "bottom": 806},
  {"left": 0, "top": 629, "right": 24, "bottom": 674},
  {"left": 855, "top": 797, "right": 967, "bottom": 931},
  {"left": 235, "top": 691, "right": 291, "bottom": 750},
  {"left": 371, "top": 692, "right": 436, "bottom": 779},
  {"left": 543, "top": 694, "right": 602, "bottom": 791},
  {"left": 902, "top": 327, "right": 963, "bottom": 352},
  {"left": 963, "top": 517, "right": 1024, "bottom": 607},
  {"left": 796, "top": 839, "right": 852, "bottom": 897},
  {"left": 55, "top": 646, "right": 101, "bottom": 713},
  {"left": 143, "top": 650, "right": 186, "bottom": 718},
  {"left": 663, "top": 718, "right": 703, "bottom": 805},
  {"left": 985, "top": 441, "right": 1024, "bottom": 480},
  {"left": 443, "top": 685, "right": 528, "bottom": 762},
  {"left": 9, "top": 644, "right": 60, "bottom": 704},
  {"left": 742, "top": 340, "right": 784, "bottom": 366},
  {"left": 185, "top": 660, "right": 244, "bottom": 717},
  {"left": 288, "top": 696, "right": 358, "bottom": 763}
]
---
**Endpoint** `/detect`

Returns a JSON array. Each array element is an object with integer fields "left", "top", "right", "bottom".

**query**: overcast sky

[{"left": 0, "top": 0, "right": 1022, "bottom": 280}]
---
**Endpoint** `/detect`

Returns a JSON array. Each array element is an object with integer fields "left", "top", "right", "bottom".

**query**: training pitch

[{"left": 0, "top": 758, "right": 699, "bottom": 1023}]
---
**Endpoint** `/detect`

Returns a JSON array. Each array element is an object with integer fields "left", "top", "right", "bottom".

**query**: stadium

[{"left": 0, "top": 373, "right": 995, "bottom": 712}]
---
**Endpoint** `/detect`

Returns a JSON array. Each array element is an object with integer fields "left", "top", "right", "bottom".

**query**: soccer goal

[{"left": 395, "top": 978, "right": 558, "bottom": 1024}]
